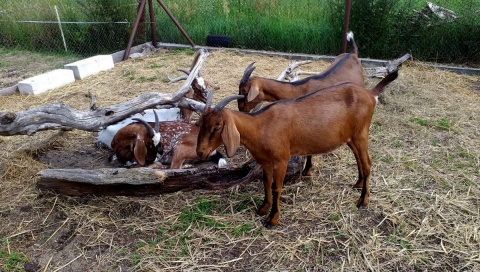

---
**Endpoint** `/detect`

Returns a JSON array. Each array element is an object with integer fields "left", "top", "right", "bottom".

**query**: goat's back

[{"left": 252, "top": 83, "right": 375, "bottom": 156}]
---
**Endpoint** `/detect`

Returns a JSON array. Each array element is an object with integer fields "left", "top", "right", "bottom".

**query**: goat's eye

[{"left": 213, "top": 126, "right": 220, "bottom": 132}]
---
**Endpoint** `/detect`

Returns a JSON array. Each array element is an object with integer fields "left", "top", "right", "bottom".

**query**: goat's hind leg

[
  {"left": 348, "top": 140, "right": 371, "bottom": 208},
  {"left": 302, "top": 155, "right": 314, "bottom": 176},
  {"left": 347, "top": 142, "right": 365, "bottom": 189}
]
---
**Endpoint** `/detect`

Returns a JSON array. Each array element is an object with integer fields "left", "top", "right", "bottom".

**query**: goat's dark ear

[
  {"left": 133, "top": 139, "right": 147, "bottom": 166},
  {"left": 221, "top": 118, "right": 240, "bottom": 157}
]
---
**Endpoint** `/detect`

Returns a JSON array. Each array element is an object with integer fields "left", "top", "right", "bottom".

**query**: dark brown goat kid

[
  {"left": 197, "top": 70, "right": 399, "bottom": 228},
  {"left": 111, "top": 111, "right": 163, "bottom": 167},
  {"left": 237, "top": 31, "right": 364, "bottom": 176}
]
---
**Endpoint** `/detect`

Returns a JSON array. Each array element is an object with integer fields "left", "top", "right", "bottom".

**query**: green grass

[
  {"left": 0, "top": 241, "right": 28, "bottom": 272},
  {"left": 1, "top": 0, "right": 479, "bottom": 64}
]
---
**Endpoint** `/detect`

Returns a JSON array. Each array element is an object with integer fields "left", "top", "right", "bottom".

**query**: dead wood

[
  {"left": 37, "top": 156, "right": 303, "bottom": 196},
  {"left": 364, "top": 53, "right": 411, "bottom": 78},
  {"left": 0, "top": 49, "right": 209, "bottom": 136}
]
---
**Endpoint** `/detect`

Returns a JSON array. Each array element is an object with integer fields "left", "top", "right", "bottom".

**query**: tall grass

[{"left": 1, "top": 0, "right": 479, "bottom": 64}]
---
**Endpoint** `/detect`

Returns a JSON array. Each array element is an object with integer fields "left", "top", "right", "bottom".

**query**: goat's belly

[{"left": 290, "top": 135, "right": 348, "bottom": 156}]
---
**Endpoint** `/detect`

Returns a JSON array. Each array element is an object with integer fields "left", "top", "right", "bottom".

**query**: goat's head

[
  {"left": 238, "top": 62, "right": 263, "bottom": 112},
  {"left": 196, "top": 90, "right": 244, "bottom": 160},
  {"left": 131, "top": 110, "right": 163, "bottom": 164}
]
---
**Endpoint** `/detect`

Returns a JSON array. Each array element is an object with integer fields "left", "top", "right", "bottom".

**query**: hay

[{"left": 0, "top": 49, "right": 479, "bottom": 271}]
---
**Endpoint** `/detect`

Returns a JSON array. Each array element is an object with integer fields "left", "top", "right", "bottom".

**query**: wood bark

[{"left": 37, "top": 156, "right": 303, "bottom": 196}]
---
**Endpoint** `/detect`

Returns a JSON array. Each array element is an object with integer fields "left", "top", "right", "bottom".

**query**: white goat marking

[
  {"left": 347, "top": 31, "right": 354, "bottom": 41},
  {"left": 196, "top": 77, "right": 206, "bottom": 90}
]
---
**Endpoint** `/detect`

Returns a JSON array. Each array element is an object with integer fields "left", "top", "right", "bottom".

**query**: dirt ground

[{"left": 0, "top": 48, "right": 479, "bottom": 271}]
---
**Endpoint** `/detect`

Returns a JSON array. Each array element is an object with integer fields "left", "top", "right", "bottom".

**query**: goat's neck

[{"left": 261, "top": 78, "right": 308, "bottom": 101}]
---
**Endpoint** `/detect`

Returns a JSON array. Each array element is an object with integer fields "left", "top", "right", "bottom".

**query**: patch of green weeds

[
  {"left": 231, "top": 223, "right": 255, "bottom": 237},
  {"left": 174, "top": 197, "right": 225, "bottom": 231},
  {"left": 410, "top": 116, "right": 428, "bottom": 127},
  {"left": 136, "top": 76, "right": 158, "bottom": 82},
  {"left": 149, "top": 63, "right": 162, "bottom": 69},
  {"left": 387, "top": 226, "right": 413, "bottom": 250},
  {"left": 435, "top": 117, "right": 452, "bottom": 131},
  {"left": 328, "top": 213, "right": 340, "bottom": 222},
  {"left": 393, "top": 140, "right": 403, "bottom": 148},
  {"left": 0, "top": 249, "right": 28, "bottom": 272}
]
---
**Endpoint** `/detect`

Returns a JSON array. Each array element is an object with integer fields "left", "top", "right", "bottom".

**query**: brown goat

[
  {"left": 111, "top": 112, "right": 163, "bottom": 167},
  {"left": 197, "top": 70, "right": 399, "bottom": 228},
  {"left": 237, "top": 31, "right": 364, "bottom": 176}
]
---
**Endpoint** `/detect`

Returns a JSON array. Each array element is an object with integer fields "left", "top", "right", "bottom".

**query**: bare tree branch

[{"left": 0, "top": 49, "right": 210, "bottom": 136}]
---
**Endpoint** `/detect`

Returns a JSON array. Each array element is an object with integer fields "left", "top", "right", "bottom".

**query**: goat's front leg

[
  {"left": 257, "top": 165, "right": 274, "bottom": 216},
  {"left": 266, "top": 162, "right": 287, "bottom": 228}
]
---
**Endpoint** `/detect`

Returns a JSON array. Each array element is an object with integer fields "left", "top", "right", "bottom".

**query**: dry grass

[{"left": 0, "top": 48, "right": 479, "bottom": 271}]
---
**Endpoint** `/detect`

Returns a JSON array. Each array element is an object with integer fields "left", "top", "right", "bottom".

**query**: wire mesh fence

[{"left": 0, "top": 0, "right": 479, "bottom": 64}]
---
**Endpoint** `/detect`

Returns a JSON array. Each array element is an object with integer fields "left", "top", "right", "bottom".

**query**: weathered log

[
  {"left": 0, "top": 49, "right": 209, "bottom": 136},
  {"left": 364, "top": 53, "right": 411, "bottom": 78},
  {"left": 36, "top": 156, "right": 303, "bottom": 196}
]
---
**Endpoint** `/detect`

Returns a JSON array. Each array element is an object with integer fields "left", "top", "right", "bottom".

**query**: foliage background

[{"left": 0, "top": 0, "right": 479, "bottom": 65}]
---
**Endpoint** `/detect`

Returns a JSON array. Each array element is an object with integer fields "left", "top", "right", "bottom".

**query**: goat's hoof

[
  {"left": 353, "top": 182, "right": 363, "bottom": 189},
  {"left": 265, "top": 222, "right": 277, "bottom": 229},
  {"left": 356, "top": 198, "right": 369, "bottom": 209},
  {"left": 257, "top": 207, "right": 269, "bottom": 216},
  {"left": 301, "top": 170, "right": 312, "bottom": 176}
]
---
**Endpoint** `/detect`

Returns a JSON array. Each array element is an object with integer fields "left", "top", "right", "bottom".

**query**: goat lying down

[
  {"left": 197, "top": 70, "right": 399, "bottom": 228},
  {"left": 111, "top": 111, "right": 226, "bottom": 169},
  {"left": 237, "top": 31, "right": 364, "bottom": 176}
]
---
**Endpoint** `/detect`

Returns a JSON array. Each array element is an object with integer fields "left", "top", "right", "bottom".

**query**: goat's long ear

[
  {"left": 133, "top": 139, "right": 147, "bottom": 166},
  {"left": 221, "top": 118, "right": 240, "bottom": 158},
  {"left": 246, "top": 85, "right": 260, "bottom": 102}
]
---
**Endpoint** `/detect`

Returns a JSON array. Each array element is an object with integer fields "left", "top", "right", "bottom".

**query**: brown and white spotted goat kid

[
  {"left": 156, "top": 121, "right": 226, "bottom": 169},
  {"left": 197, "top": 70, "right": 399, "bottom": 228},
  {"left": 111, "top": 111, "right": 163, "bottom": 167},
  {"left": 237, "top": 31, "right": 364, "bottom": 176}
]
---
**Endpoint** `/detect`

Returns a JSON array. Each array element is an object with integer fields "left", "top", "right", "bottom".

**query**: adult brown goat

[
  {"left": 197, "top": 70, "right": 399, "bottom": 228},
  {"left": 238, "top": 32, "right": 364, "bottom": 176}
]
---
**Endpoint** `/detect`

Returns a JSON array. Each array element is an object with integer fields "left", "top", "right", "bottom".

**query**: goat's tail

[
  {"left": 369, "top": 70, "right": 399, "bottom": 98},
  {"left": 209, "top": 151, "right": 228, "bottom": 168},
  {"left": 346, "top": 31, "right": 358, "bottom": 55}
]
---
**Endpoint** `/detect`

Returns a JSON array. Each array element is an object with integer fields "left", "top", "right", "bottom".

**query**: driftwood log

[
  {"left": 37, "top": 157, "right": 303, "bottom": 196},
  {"left": 0, "top": 49, "right": 209, "bottom": 136}
]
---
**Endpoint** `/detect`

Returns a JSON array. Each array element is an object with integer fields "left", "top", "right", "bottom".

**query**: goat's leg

[
  {"left": 258, "top": 165, "right": 274, "bottom": 216},
  {"left": 302, "top": 155, "right": 313, "bottom": 176},
  {"left": 266, "top": 162, "right": 287, "bottom": 228},
  {"left": 351, "top": 139, "right": 371, "bottom": 208},
  {"left": 347, "top": 142, "right": 365, "bottom": 188}
]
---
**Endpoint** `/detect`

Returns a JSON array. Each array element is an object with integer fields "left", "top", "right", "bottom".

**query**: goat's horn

[
  {"left": 153, "top": 110, "right": 160, "bottom": 133},
  {"left": 240, "top": 62, "right": 256, "bottom": 84},
  {"left": 132, "top": 118, "right": 155, "bottom": 139},
  {"left": 205, "top": 88, "right": 215, "bottom": 110},
  {"left": 214, "top": 95, "right": 245, "bottom": 112}
]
